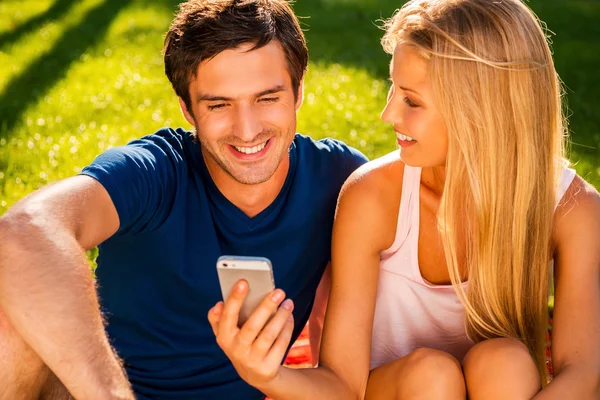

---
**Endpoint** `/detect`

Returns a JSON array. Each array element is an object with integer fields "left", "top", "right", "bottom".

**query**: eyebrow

[
  {"left": 388, "top": 75, "right": 423, "bottom": 98},
  {"left": 197, "top": 85, "right": 287, "bottom": 102},
  {"left": 399, "top": 85, "right": 423, "bottom": 97}
]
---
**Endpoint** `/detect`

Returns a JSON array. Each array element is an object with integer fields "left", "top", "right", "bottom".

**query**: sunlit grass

[{"left": 1, "top": 0, "right": 599, "bottom": 217}]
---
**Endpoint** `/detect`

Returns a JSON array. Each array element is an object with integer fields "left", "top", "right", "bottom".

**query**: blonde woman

[{"left": 208, "top": 0, "right": 600, "bottom": 398}]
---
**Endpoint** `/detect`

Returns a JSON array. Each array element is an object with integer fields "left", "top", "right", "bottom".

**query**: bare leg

[
  {"left": 366, "top": 348, "right": 467, "bottom": 400},
  {"left": 463, "top": 338, "right": 541, "bottom": 400},
  {"left": 38, "top": 369, "right": 72, "bottom": 400},
  {"left": 0, "top": 309, "right": 70, "bottom": 400}
]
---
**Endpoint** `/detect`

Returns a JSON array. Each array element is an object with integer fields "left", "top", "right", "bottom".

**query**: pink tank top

[{"left": 369, "top": 164, "right": 576, "bottom": 370}]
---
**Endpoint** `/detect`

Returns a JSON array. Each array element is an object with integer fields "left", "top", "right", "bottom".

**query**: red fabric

[
  {"left": 284, "top": 324, "right": 312, "bottom": 366},
  {"left": 547, "top": 317, "right": 553, "bottom": 376}
]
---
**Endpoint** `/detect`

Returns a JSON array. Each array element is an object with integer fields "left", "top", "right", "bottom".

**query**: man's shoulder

[
  {"left": 294, "top": 133, "right": 361, "bottom": 154},
  {"left": 91, "top": 127, "right": 193, "bottom": 169},
  {"left": 293, "top": 134, "right": 368, "bottom": 169},
  {"left": 128, "top": 127, "right": 191, "bottom": 154},
  {"left": 81, "top": 127, "right": 195, "bottom": 192}
]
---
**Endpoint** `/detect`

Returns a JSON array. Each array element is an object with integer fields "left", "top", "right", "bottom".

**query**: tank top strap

[
  {"left": 555, "top": 163, "right": 576, "bottom": 211},
  {"left": 381, "top": 165, "right": 422, "bottom": 259}
]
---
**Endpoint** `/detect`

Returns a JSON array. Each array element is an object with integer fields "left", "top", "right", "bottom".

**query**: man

[{"left": 0, "top": 0, "right": 367, "bottom": 399}]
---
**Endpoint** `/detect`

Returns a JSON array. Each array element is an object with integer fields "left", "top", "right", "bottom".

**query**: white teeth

[
  {"left": 398, "top": 133, "right": 415, "bottom": 142},
  {"left": 233, "top": 140, "right": 268, "bottom": 154}
]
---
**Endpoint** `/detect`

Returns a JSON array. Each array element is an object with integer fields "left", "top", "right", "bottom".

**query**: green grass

[{"left": 0, "top": 0, "right": 599, "bottom": 216}]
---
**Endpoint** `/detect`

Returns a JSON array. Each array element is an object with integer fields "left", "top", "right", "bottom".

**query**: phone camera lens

[{"left": 223, "top": 263, "right": 228, "bottom": 267}]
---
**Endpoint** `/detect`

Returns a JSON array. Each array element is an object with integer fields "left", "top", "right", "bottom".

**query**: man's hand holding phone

[{"left": 208, "top": 263, "right": 295, "bottom": 390}]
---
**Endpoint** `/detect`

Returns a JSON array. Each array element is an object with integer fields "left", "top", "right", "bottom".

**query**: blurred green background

[{"left": 0, "top": 0, "right": 599, "bottom": 215}]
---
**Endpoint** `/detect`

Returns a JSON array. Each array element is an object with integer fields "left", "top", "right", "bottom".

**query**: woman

[{"left": 208, "top": 0, "right": 600, "bottom": 398}]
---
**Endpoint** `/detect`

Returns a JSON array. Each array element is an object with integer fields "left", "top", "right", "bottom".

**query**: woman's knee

[
  {"left": 398, "top": 348, "right": 466, "bottom": 399},
  {"left": 463, "top": 338, "right": 539, "bottom": 377},
  {"left": 366, "top": 348, "right": 466, "bottom": 400},
  {"left": 463, "top": 338, "right": 540, "bottom": 400}
]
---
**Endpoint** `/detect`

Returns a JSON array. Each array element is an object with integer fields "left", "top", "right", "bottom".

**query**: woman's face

[{"left": 381, "top": 44, "right": 448, "bottom": 168}]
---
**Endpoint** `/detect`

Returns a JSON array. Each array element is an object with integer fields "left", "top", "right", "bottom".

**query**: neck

[
  {"left": 422, "top": 165, "right": 446, "bottom": 197},
  {"left": 202, "top": 150, "right": 290, "bottom": 218}
]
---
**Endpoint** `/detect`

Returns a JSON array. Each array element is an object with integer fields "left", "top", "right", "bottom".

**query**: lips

[
  {"left": 232, "top": 139, "right": 269, "bottom": 154},
  {"left": 396, "top": 132, "right": 416, "bottom": 142},
  {"left": 396, "top": 132, "right": 417, "bottom": 149},
  {"left": 228, "top": 138, "right": 273, "bottom": 160}
]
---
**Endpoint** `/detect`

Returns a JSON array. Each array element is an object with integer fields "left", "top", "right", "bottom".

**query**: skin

[
  {"left": 0, "top": 39, "right": 328, "bottom": 399},
  {"left": 180, "top": 40, "right": 303, "bottom": 217},
  {"left": 209, "top": 44, "right": 600, "bottom": 399},
  {"left": 0, "top": 177, "right": 134, "bottom": 400}
]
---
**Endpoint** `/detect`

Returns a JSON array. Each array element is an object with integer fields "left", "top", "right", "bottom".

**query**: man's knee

[
  {"left": 463, "top": 338, "right": 540, "bottom": 400},
  {"left": 38, "top": 370, "right": 72, "bottom": 400},
  {"left": 0, "top": 309, "right": 36, "bottom": 360},
  {"left": 0, "top": 309, "right": 64, "bottom": 400},
  {"left": 399, "top": 348, "right": 466, "bottom": 399}
]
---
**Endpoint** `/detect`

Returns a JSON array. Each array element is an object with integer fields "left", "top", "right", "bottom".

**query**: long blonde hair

[{"left": 383, "top": 0, "right": 566, "bottom": 381}]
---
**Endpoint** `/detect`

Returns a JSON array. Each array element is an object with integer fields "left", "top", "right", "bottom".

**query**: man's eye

[
  {"left": 260, "top": 97, "right": 279, "bottom": 103},
  {"left": 207, "top": 104, "right": 227, "bottom": 111}
]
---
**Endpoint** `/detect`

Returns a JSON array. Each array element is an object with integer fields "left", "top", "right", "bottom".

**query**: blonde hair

[{"left": 383, "top": 0, "right": 566, "bottom": 382}]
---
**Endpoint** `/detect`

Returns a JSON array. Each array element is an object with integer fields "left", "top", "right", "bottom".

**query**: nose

[
  {"left": 233, "top": 103, "right": 263, "bottom": 143},
  {"left": 380, "top": 85, "right": 401, "bottom": 125}
]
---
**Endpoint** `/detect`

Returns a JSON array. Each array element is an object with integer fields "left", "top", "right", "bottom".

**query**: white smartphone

[{"left": 216, "top": 255, "right": 276, "bottom": 326}]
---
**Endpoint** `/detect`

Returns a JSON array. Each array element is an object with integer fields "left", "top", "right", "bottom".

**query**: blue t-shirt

[{"left": 80, "top": 128, "right": 367, "bottom": 399}]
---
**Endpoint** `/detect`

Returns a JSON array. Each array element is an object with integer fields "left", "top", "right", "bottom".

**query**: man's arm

[{"left": 0, "top": 175, "right": 134, "bottom": 400}]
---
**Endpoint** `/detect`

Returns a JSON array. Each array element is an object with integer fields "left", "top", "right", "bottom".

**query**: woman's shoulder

[
  {"left": 556, "top": 174, "right": 600, "bottom": 217},
  {"left": 341, "top": 151, "right": 405, "bottom": 198},
  {"left": 335, "top": 152, "right": 405, "bottom": 243},
  {"left": 554, "top": 174, "right": 600, "bottom": 245}
]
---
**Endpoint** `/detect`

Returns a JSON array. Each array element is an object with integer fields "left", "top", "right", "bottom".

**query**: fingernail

[
  {"left": 271, "top": 290, "right": 284, "bottom": 302},
  {"left": 236, "top": 280, "right": 247, "bottom": 293},
  {"left": 281, "top": 299, "right": 294, "bottom": 311}
]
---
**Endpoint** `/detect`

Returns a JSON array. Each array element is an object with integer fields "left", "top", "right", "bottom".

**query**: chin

[
  {"left": 399, "top": 152, "right": 421, "bottom": 167},
  {"left": 234, "top": 175, "right": 273, "bottom": 185},
  {"left": 230, "top": 168, "right": 277, "bottom": 185},
  {"left": 399, "top": 152, "right": 445, "bottom": 169}
]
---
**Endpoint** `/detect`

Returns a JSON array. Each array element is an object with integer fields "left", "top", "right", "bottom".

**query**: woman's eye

[{"left": 404, "top": 97, "right": 419, "bottom": 108}]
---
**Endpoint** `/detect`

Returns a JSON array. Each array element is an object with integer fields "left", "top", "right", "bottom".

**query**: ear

[
  {"left": 295, "top": 77, "right": 305, "bottom": 111},
  {"left": 178, "top": 97, "right": 196, "bottom": 127}
]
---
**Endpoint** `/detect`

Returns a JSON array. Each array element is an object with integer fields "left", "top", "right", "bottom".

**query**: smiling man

[{"left": 0, "top": 1, "right": 366, "bottom": 399}]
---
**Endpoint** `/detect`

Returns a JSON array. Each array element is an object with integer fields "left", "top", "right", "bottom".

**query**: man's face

[{"left": 181, "top": 40, "right": 302, "bottom": 185}]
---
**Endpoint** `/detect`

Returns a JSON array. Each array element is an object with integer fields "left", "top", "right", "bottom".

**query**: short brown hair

[{"left": 163, "top": 0, "right": 308, "bottom": 112}]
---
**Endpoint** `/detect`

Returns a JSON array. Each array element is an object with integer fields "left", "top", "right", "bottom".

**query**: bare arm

[
  {"left": 533, "top": 176, "right": 600, "bottom": 399},
  {"left": 208, "top": 159, "right": 399, "bottom": 399},
  {"left": 309, "top": 263, "right": 331, "bottom": 366},
  {"left": 0, "top": 176, "right": 134, "bottom": 400}
]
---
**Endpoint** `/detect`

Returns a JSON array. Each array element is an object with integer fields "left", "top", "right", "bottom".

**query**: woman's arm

[
  {"left": 534, "top": 176, "right": 600, "bottom": 399},
  {"left": 309, "top": 263, "right": 331, "bottom": 366},
  {"left": 208, "top": 159, "right": 401, "bottom": 399}
]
